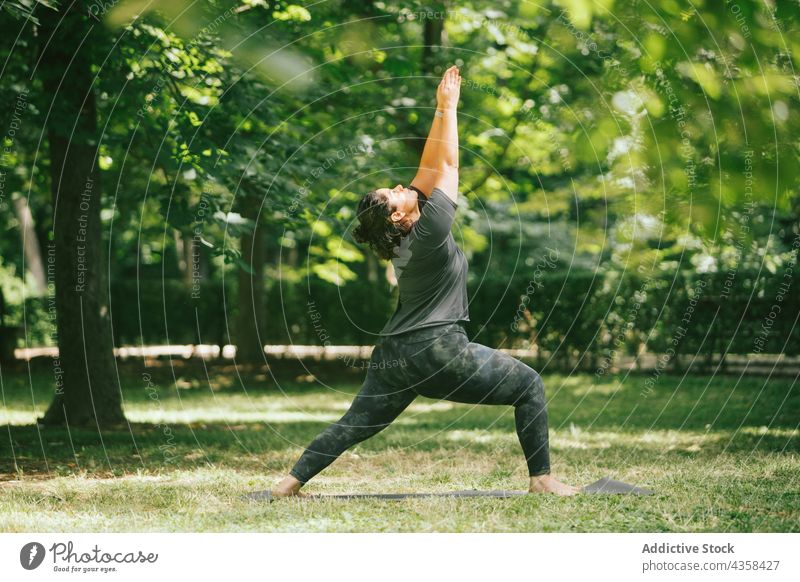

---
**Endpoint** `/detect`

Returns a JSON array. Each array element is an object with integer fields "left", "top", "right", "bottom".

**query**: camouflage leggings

[{"left": 289, "top": 322, "right": 551, "bottom": 483}]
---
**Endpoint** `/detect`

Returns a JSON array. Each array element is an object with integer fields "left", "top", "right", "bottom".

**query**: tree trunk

[
  {"left": 173, "top": 229, "right": 188, "bottom": 282},
  {"left": 236, "top": 196, "right": 266, "bottom": 364},
  {"left": 172, "top": 229, "right": 200, "bottom": 285},
  {"left": 422, "top": 4, "right": 445, "bottom": 73},
  {"left": 13, "top": 196, "right": 47, "bottom": 294},
  {"left": 416, "top": 3, "right": 446, "bottom": 156},
  {"left": 37, "top": 4, "right": 124, "bottom": 427}
]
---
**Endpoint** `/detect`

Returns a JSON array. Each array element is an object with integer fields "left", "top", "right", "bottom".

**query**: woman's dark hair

[{"left": 352, "top": 189, "right": 413, "bottom": 260}]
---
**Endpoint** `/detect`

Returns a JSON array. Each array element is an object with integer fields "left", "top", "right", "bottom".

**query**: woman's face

[{"left": 375, "top": 184, "right": 417, "bottom": 223}]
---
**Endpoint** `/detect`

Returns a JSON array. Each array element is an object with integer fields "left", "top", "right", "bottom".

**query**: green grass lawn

[{"left": 1, "top": 361, "right": 798, "bottom": 532}]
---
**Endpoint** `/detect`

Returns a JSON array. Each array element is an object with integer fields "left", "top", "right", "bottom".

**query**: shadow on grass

[
  {"left": 2, "top": 419, "right": 797, "bottom": 482},
  {"left": 1, "top": 363, "right": 798, "bottom": 482}
]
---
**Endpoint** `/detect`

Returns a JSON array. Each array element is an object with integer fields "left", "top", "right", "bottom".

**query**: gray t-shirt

[{"left": 378, "top": 186, "right": 470, "bottom": 336}]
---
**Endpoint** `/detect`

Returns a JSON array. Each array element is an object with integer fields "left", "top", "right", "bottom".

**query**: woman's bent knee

[
  {"left": 518, "top": 367, "right": 545, "bottom": 403},
  {"left": 530, "top": 368, "right": 545, "bottom": 393}
]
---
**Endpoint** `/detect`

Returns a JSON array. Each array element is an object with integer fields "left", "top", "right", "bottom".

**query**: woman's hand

[
  {"left": 436, "top": 65, "right": 461, "bottom": 110},
  {"left": 411, "top": 65, "right": 460, "bottom": 198}
]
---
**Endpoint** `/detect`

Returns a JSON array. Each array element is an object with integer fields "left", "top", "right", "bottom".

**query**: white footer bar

[{"left": 1, "top": 533, "right": 797, "bottom": 581}]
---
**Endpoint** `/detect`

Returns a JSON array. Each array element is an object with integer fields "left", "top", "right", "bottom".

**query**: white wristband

[{"left": 435, "top": 110, "right": 444, "bottom": 118}]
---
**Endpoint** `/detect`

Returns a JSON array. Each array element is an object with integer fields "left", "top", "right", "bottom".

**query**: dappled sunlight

[
  {"left": 569, "top": 380, "right": 627, "bottom": 396},
  {"left": 1, "top": 370, "right": 796, "bottom": 533},
  {"left": 126, "top": 409, "right": 341, "bottom": 424},
  {"left": 1, "top": 437, "right": 797, "bottom": 532},
  {"left": 551, "top": 427, "right": 708, "bottom": 451},
  {"left": 402, "top": 401, "right": 456, "bottom": 413},
  {"left": 2, "top": 410, "right": 38, "bottom": 425},
  {"left": 2, "top": 394, "right": 457, "bottom": 427},
  {"left": 553, "top": 428, "right": 722, "bottom": 452},
  {"left": 738, "top": 426, "right": 799, "bottom": 439},
  {"left": 551, "top": 375, "right": 586, "bottom": 390},
  {"left": 313, "top": 398, "right": 456, "bottom": 414},
  {"left": 549, "top": 426, "right": 799, "bottom": 453},
  {"left": 444, "top": 429, "right": 515, "bottom": 444}
]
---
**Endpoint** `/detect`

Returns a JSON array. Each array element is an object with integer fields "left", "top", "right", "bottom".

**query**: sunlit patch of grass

[
  {"left": 0, "top": 368, "right": 798, "bottom": 532},
  {"left": 568, "top": 379, "right": 626, "bottom": 396},
  {"left": 126, "top": 409, "right": 344, "bottom": 424}
]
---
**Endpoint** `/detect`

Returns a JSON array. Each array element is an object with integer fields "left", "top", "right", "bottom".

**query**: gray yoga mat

[
  {"left": 242, "top": 476, "right": 654, "bottom": 502},
  {"left": 581, "top": 476, "right": 654, "bottom": 495}
]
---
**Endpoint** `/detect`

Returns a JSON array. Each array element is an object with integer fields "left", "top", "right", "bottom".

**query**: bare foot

[
  {"left": 529, "top": 474, "right": 581, "bottom": 496},
  {"left": 271, "top": 475, "right": 308, "bottom": 498}
]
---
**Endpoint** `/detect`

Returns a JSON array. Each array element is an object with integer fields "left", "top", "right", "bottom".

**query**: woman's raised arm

[{"left": 410, "top": 66, "right": 460, "bottom": 203}]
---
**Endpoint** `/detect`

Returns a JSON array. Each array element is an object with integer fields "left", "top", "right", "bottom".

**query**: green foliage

[
  {"left": 0, "top": 0, "right": 55, "bottom": 24},
  {"left": 1, "top": 0, "right": 798, "bottom": 357}
]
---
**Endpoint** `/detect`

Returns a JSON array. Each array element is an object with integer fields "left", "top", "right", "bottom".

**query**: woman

[{"left": 273, "top": 66, "right": 579, "bottom": 497}]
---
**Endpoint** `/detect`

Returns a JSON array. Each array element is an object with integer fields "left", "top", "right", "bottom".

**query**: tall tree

[
  {"left": 37, "top": 2, "right": 124, "bottom": 427},
  {"left": 236, "top": 194, "right": 266, "bottom": 363}
]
